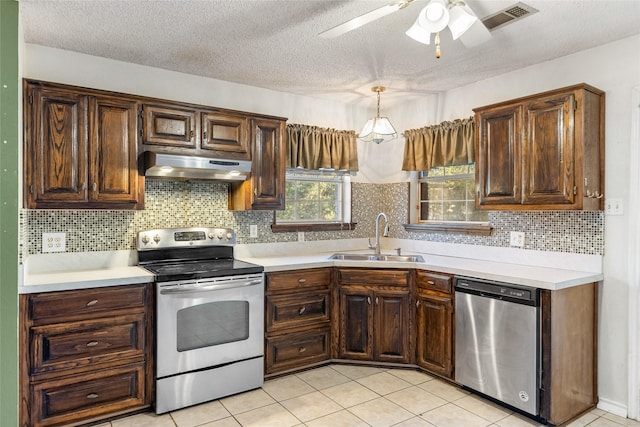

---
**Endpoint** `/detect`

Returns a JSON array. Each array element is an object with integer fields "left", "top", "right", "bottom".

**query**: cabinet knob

[
  {"left": 375, "top": 297, "right": 379, "bottom": 305},
  {"left": 367, "top": 296, "right": 371, "bottom": 305},
  {"left": 427, "top": 280, "right": 435, "bottom": 286},
  {"left": 298, "top": 278, "right": 306, "bottom": 284},
  {"left": 86, "top": 300, "right": 98, "bottom": 307},
  {"left": 86, "top": 393, "right": 99, "bottom": 399},
  {"left": 416, "top": 300, "right": 420, "bottom": 307},
  {"left": 298, "top": 346, "right": 306, "bottom": 353},
  {"left": 298, "top": 306, "right": 306, "bottom": 315},
  {"left": 92, "top": 182, "right": 97, "bottom": 192},
  {"left": 86, "top": 341, "right": 99, "bottom": 347},
  {"left": 254, "top": 188, "right": 258, "bottom": 196}
]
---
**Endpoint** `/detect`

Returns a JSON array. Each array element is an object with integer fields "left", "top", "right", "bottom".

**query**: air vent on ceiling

[{"left": 481, "top": 2, "right": 539, "bottom": 31}]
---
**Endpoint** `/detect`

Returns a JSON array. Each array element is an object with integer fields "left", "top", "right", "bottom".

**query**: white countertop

[
  {"left": 237, "top": 251, "right": 603, "bottom": 290},
  {"left": 19, "top": 241, "right": 603, "bottom": 293}
]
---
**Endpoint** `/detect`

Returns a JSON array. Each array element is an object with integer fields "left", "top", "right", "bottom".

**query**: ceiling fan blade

[
  {"left": 319, "top": 2, "right": 407, "bottom": 39},
  {"left": 459, "top": 19, "right": 492, "bottom": 48}
]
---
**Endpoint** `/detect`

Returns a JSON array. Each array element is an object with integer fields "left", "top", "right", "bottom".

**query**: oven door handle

[{"left": 159, "top": 279, "right": 262, "bottom": 294}]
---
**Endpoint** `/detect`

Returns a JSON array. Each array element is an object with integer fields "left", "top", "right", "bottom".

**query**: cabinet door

[
  {"left": 250, "top": 118, "right": 285, "bottom": 209},
  {"left": 142, "top": 103, "right": 196, "bottom": 148},
  {"left": 89, "top": 96, "right": 140, "bottom": 206},
  {"left": 201, "top": 112, "right": 250, "bottom": 159},
  {"left": 374, "top": 290, "right": 410, "bottom": 363},
  {"left": 338, "top": 287, "right": 373, "bottom": 360},
  {"left": 522, "top": 93, "right": 576, "bottom": 205},
  {"left": 476, "top": 105, "right": 522, "bottom": 207},
  {"left": 416, "top": 293, "right": 453, "bottom": 378},
  {"left": 26, "top": 86, "right": 88, "bottom": 207}
]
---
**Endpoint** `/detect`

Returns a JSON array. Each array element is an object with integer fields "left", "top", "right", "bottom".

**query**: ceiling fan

[{"left": 319, "top": 0, "right": 491, "bottom": 57}]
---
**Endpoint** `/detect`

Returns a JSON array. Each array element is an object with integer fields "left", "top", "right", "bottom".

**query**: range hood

[{"left": 143, "top": 152, "right": 251, "bottom": 181}]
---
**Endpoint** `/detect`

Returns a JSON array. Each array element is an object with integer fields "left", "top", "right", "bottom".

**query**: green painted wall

[{"left": 0, "top": 1, "right": 19, "bottom": 425}]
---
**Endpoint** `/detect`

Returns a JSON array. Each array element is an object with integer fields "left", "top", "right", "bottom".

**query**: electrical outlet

[
  {"left": 605, "top": 198, "right": 624, "bottom": 216},
  {"left": 249, "top": 225, "right": 258, "bottom": 238},
  {"left": 42, "top": 232, "right": 66, "bottom": 253},
  {"left": 298, "top": 231, "right": 305, "bottom": 242},
  {"left": 509, "top": 231, "right": 525, "bottom": 248}
]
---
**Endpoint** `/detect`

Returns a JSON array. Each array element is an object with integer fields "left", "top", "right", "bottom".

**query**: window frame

[
  {"left": 271, "top": 169, "right": 357, "bottom": 233},
  {"left": 404, "top": 164, "right": 492, "bottom": 236}
]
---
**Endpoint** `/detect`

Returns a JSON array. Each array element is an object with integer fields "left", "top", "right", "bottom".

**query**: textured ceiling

[{"left": 19, "top": 0, "right": 640, "bottom": 107}]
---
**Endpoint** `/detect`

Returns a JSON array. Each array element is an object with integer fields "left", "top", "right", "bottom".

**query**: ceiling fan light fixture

[
  {"left": 448, "top": 4, "right": 477, "bottom": 40},
  {"left": 418, "top": 0, "right": 450, "bottom": 33},
  {"left": 406, "top": 18, "right": 432, "bottom": 45},
  {"left": 359, "top": 87, "right": 398, "bottom": 144}
]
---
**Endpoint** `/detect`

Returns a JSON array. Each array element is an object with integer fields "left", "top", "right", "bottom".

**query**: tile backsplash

[{"left": 21, "top": 179, "right": 604, "bottom": 260}]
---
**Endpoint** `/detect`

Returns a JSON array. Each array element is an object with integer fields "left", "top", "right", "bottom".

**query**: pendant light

[{"left": 358, "top": 86, "right": 397, "bottom": 144}]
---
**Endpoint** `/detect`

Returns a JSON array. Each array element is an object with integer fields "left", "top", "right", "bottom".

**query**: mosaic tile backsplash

[{"left": 21, "top": 179, "right": 604, "bottom": 259}]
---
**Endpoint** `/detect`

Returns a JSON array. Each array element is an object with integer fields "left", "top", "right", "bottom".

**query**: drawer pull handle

[
  {"left": 86, "top": 300, "right": 98, "bottom": 307},
  {"left": 427, "top": 280, "right": 435, "bottom": 285},
  {"left": 298, "top": 278, "right": 306, "bottom": 283},
  {"left": 86, "top": 341, "right": 99, "bottom": 347},
  {"left": 298, "top": 346, "right": 306, "bottom": 353},
  {"left": 86, "top": 393, "right": 99, "bottom": 399},
  {"left": 298, "top": 306, "right": 306, "bottom": 315}
]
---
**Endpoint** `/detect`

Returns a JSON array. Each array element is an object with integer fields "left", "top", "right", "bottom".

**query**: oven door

[{"left": 156, "top": 273, "right": 264, "bottom": 379}]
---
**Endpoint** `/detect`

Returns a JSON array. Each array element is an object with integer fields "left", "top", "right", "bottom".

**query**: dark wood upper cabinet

[
  {"left": 475, "top": 84, "right": 604, "bottom": 210},
  {"left": 201, "top": 112, "right": 250, "bottom": 159},
  {"left": 142, "top": 103, "right": 196, "bottom": 149},
  {"left": 25, "top": 85, "right": 88, "bottom": 206},
  {"left": 229, "top": 117, "right": 286, "bottom": 211},
  {"left": 90, "top": 97, "right": 140, "bottom": 205},
  {"left": 24, "top": 81, "right": 143, "bottom": 209}
]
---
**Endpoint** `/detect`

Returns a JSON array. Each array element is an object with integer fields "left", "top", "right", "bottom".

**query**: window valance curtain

[
  {"left": 402, "top": 117, "right": 475, "bottom": 171},
  {"left": 286, "top": 123, "right": 359, "bottom": 172}
]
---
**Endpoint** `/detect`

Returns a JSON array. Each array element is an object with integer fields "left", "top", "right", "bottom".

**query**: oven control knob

[
  {"left": 153, "top": 234, "right": 161, "bottom": 243},
  {"left": 217, "top": 232, "right": 224, "bottom": 240},
  {"left": 141, "top": 235, "right": 149, "bottom": 244},
  {"left": 226, "top": 232, "right": 233, "bottom": 240},
  {"left": 208, "top": 233, "right": 215, "bottom": 240}
]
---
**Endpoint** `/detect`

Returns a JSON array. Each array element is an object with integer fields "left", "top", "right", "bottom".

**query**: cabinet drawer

[
  {"left": 266, "top": 269, "right": 331, "bottom": 292},
  {"left": 338, "top": 269, "right": 409, "bottom": 287},
  {"left": 265, "top": 328, "right": 331, "bottom": 374},
  {"left": 30, "top": 314, "right": 145, "bottom": 375},
  {"left": 266, "top": 290, "right": 330, "bottom": 332},
  {"left": 143, "top": 103, "right": 197, "bottom": 148},
  {"left": 417, "top": 271, "right": 452, "bottom": 294},
  {"left": 28, "top": 285, "right": 147, "bottom": 323},
  {"left": 31, "top": 363, "right": 145, "bottom": 427}
]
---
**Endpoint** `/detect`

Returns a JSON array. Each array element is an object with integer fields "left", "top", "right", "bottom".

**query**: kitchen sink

[{"left": 329, "top": 253, "right": 424, "bottom": 262}]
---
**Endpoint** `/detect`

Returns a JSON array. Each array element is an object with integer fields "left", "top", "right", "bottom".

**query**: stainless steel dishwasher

[{"left": 455, "top": 276, "right": 540, "bottom": 416}]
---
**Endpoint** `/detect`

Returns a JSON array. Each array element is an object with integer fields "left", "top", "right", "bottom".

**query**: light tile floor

[{"left": 103, "top": 365, "right": 640, "bottom": 427}]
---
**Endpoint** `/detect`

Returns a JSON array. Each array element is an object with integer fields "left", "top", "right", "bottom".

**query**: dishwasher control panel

[{"left": 455, "top": 277, "right": 539, "bottom": 306}]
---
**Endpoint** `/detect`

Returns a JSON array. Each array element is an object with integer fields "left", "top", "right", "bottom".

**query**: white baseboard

[{"left": 598, "top": 398, "right": 628, "bottom": 418}]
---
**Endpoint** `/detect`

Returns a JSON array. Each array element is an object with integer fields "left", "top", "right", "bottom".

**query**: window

[
  {"left": 418, "top": 163, "right": 488, "bottom": 223},
  {"left": 273, "top": 169, "right": 352, "bottom": 231}
]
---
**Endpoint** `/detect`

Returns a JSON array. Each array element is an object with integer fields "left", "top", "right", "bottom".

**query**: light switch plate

[
  {"left": 42, "top": 232, "right": 66, "bottom": 252},
  {"left": 298, "top": 231, "right": 305, "bottom": 242},
  {"left": 605, "top": 198, "right": 624, "bottom": 215},
  {"left": 249, "top": 225, "right": 258, "bottom": 238}
]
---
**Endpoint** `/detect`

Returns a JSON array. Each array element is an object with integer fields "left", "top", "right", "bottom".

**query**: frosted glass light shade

[
  {"left": 448, "top": 4, "right": 477, "bottom": 40},
  {"left": 359, "top": 117, "right": 398, "bottom": 144},
  {"left": 406, "top": 18, "right": 431, "bottom": 45},
  {"left": 418, "top": 0, "right": 449, "bottom": 33}
]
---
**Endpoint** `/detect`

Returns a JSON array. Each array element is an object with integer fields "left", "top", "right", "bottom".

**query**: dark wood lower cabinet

[
  {"left": 336, "top": 269, "right": 412, "bottom": 365},
  {"left": 415, "top": 271, "right": 454, "bottom": 379},
  {"left": 415, "top": 293, "right": 453, "bottom": 378},
  {"left": 20, "top": 284, "right": 152, "bottom": 427},
  {"left": 265, "top": 269, "right": 332, "bottom": 376}
]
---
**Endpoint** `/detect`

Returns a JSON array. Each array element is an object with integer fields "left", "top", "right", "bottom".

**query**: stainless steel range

[{"left": 137, "top": 227, "right": 264, "bottom": 414}]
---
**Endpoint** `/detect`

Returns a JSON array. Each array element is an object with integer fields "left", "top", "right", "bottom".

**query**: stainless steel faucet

[{"left": 368, "top": 212, "right": 390, "bottom": 256}]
